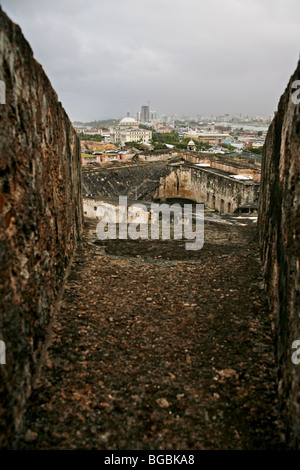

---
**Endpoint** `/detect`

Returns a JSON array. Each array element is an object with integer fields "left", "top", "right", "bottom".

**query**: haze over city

[{"left": 0, "top": 0, "right": 299, "bottom": 122}]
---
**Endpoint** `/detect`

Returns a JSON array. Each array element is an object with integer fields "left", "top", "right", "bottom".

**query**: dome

[{"left": 120, "top": 116, "right": 137, "bottom": 124}]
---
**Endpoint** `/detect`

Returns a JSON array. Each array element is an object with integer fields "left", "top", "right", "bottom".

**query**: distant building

[
  {"left": 185, "top": 132, "right": 232, "bottom": 145},
  {"left": 141, "top": 105, "right": 150, "bottom": 123},
  {"left": 155, "top": 125, "right": 174, "bottom": 133},
  {"left": 110, "top": 113, "right": 152, "bottom": 146},
  {"left": 187, "top": 139, "right": 196, "bottom": 151},
  {"left": 75, "top": 127, "right": 101, "bottom": 135}
]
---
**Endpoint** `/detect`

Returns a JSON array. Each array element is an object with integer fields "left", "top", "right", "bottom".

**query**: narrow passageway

[{"left": 20, "top": 217, "right": 283, "bottom": 449}]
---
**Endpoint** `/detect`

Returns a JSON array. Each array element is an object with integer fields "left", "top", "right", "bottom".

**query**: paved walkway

[{"left": 19, "top": 216, "right": 283, "bottom": 449}]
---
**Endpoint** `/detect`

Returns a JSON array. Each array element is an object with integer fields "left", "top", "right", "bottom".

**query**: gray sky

[{"left": 1, "top": 0, "right": 299, "bottom": 122}]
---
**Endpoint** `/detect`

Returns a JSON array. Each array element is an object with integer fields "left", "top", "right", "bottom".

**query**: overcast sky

[{"left": 1, "top": 0, "right": 299, "bottom": 122}]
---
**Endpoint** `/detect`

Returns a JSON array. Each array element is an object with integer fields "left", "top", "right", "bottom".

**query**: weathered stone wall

[
  {"left": 184, "top": 154, "right": 261, "bottom": 181},
  {"left": 136, "top": 151, "right": 179, "bottom": 162},
  {"left": 258, "top": 60, "right": 300, "bottom": 448},
  {"left": 82, "top": 161, "right": 171, "bottom": 201},
  {"left": 156, "top": 165, "right": 259, "bottom": 213},
  {"left": 0, "top": 8, "right": 83, "bottom": 447},
  {"left": 81, "top": 141, "right": 116, "bottom": 152}
]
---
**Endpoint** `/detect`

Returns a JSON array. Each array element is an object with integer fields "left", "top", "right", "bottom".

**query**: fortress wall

[
  {"left": 258, "top": 60, "right": 300, "bottom": 448},
  {"left": 0, "top": 8, "right": 83, "bottom": 446},
  {"left": 156, "top": 165, "right": 259, "bottom": 213}
]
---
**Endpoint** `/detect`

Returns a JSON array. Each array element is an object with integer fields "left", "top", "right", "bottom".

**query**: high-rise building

[{"left": 141, "top": 105, "right": 150, "bottom": 123}]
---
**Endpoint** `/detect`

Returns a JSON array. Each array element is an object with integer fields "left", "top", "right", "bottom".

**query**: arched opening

[
  {"left": 220, "top": 199, "right": 225, "bottom": 213},
  {"left": 164, "top": 197, "right": 198, "bottom": 206}
]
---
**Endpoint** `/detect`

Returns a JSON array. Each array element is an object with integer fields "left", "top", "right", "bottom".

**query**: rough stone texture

[
  {"left": 184, "top": 154, "right": 261, "bottom": 182},
  {"left": 157, "top": 164, "right": 259, "bottom": 214},
  {"left": 19, "top": 217, "right": 283, "bottom": 450},
  {"left": 82, "top": 160, "right": 172, "bottom": 201},
  {"left": 0, "top": 8, "right": 83, "bottom": 447},
  {"left": 82, "top": 159, "right": 259, "bottom": 214},
  {"left": 258, "top": 60, "right": 300, "bottom": 448}
]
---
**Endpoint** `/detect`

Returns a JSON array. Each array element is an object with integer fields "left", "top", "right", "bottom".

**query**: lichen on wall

[
  {"left": 0, "top": 7, "right": 83, "bottom": 447},
  {"left": 258, "top": 60, "right": 300, "bottom": 449}
]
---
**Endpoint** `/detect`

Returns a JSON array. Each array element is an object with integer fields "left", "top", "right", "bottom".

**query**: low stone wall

[
  {"left": 80, "top": 141, "right": 116, "bottom": 152},
  {"left": 185, "top": 154, "right": 261, "bottom": 181},
  {"left": 0, "top": 8, "right": 83, "bottom": 447},
  {"left": 82, "top": 161, "right": 171, "bottom": 201},
  {"left": 81, "top": 153, "right": 135, "bottom": 165},
  {"left": 137, "top": 151, "right": 179, "bottom": 162},
  {"left": 258, "top": 60, "right": 300, "bottom": 448}
]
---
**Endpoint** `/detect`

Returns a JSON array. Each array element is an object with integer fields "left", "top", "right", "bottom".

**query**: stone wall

[
  {"left": 184, "top": 154, "right": 261, "bottom": 181},
  {"left": 136, "top": 151, "right": 179, "bottom": 162},
  {"left": 258, "top": 60, "right": 300, "bottom": 448},
  {"left": 82, "top": 161, "right": 171, "bottom": 201},
  {"left": 0, "top": 8, "right": 83, "bottom": 447},
  {"left": 156, "top": 165, "right": 259, "bottom": 213}
]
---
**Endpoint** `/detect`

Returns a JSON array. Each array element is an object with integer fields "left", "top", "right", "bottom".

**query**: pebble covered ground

[{"left": 19, "top": 215, "right": 284, "bottom": 449}]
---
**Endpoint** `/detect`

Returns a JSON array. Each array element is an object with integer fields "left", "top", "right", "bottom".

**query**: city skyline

[
  {"left": 74, "top": 109, "right": 272, "bottom": 126},
  {"left": 1, "top": 0, "right": 299, "bottom": 122}
]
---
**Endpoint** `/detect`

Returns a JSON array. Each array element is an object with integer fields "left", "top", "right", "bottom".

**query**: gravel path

[{"left": 19, "top": 217, "right": 284, "bottom": 449}]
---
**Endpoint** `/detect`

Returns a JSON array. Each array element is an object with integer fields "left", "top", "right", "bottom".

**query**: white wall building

[{"left": 110, "top": 114, "right": 152, "bottom": 146}]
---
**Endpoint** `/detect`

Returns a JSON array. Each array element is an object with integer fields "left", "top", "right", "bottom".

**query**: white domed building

[
  {"left": 110, "top": 113, "right": 152, "bottom": 146},
  {"left": 119, "top": 116, "right": 139, "bottom": 128}
]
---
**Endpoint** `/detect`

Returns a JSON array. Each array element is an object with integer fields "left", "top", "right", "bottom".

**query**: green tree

[
  {"left": 77, "top": 132, "right": 103, "bottom": 142},
  {"left": 219, "top": 142, "right": 236, "bottom": 152}
]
